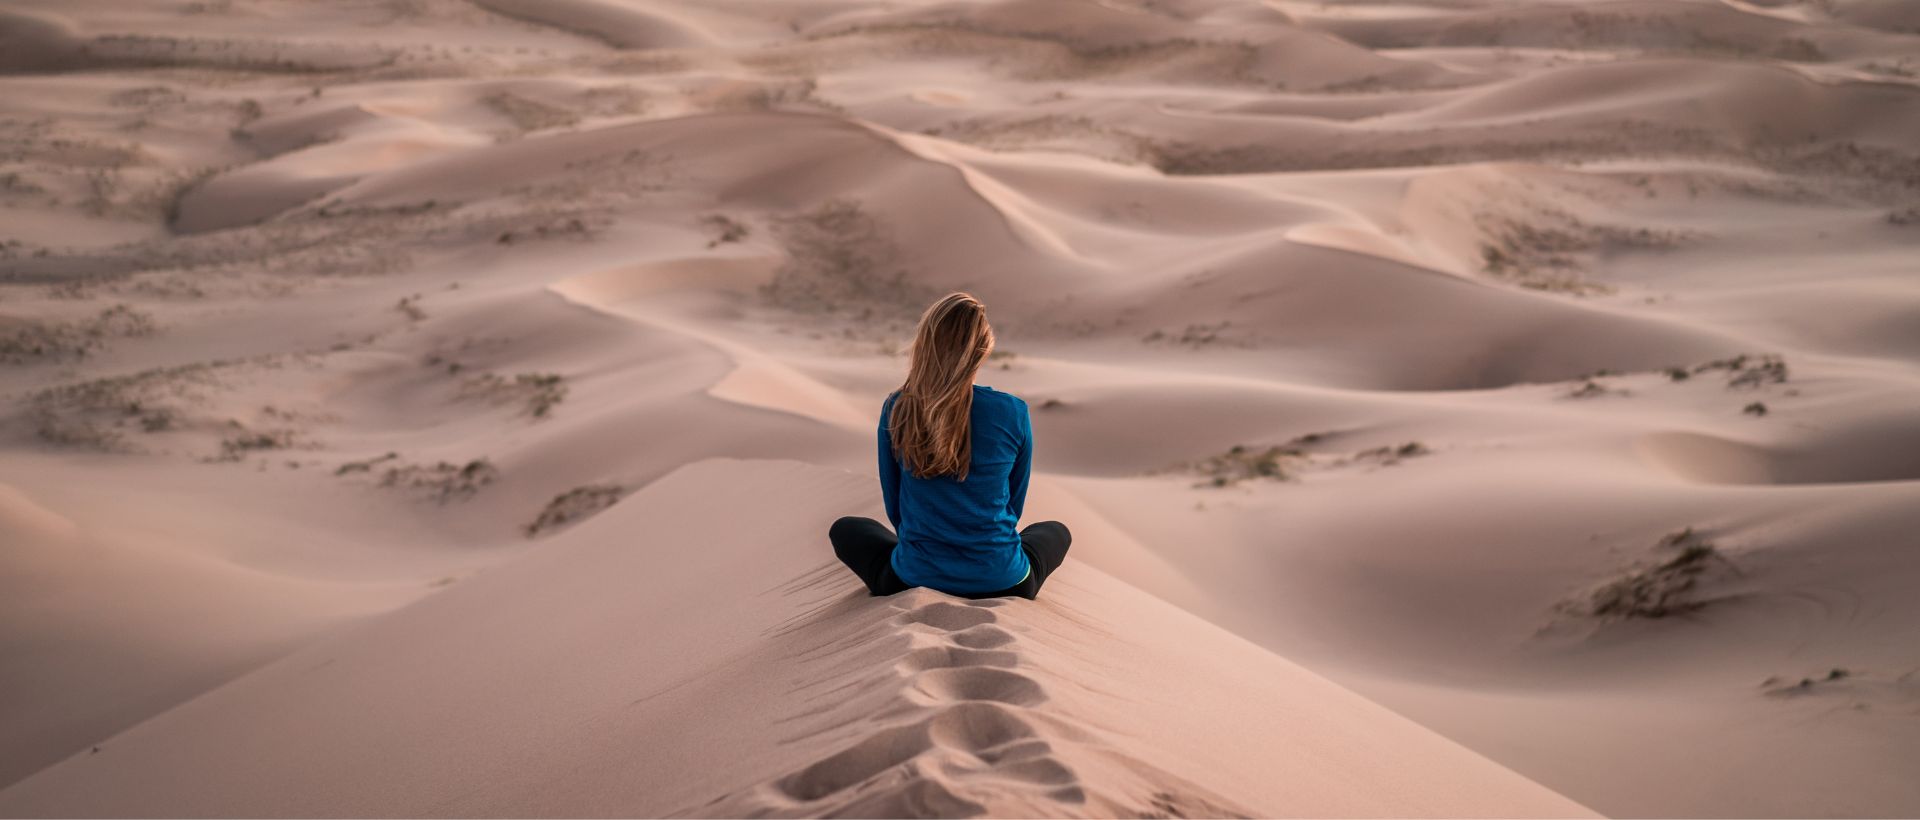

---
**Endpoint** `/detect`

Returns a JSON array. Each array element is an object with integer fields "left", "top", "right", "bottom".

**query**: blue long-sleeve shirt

[{"left": 880, "top": 385, "right": 1033, "bottom": 594}]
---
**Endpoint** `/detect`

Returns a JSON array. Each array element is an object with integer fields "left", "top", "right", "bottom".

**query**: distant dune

[{"left": 2, "top": 0, "right": 1917, "bottom": 816}]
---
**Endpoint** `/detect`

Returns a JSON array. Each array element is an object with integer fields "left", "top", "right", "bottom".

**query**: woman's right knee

[{"left": 1032, "top": 520, "right": 1071, "bottom": 548}]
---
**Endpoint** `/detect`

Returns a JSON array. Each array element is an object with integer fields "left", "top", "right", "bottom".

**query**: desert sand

[{"left": 1, "top": 0, "right": 1916, "bottom": 817}]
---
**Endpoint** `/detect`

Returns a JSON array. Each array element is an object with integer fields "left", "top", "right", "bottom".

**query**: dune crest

[
  {"left": 686, "top": 589, "right": 1256, "bottom": 818},
  {"left": 0, "top": 460, "right": 1590, "bottom": 819},
  {"left": 4, "top": 0, "right": 1919, "bottom": 814}
]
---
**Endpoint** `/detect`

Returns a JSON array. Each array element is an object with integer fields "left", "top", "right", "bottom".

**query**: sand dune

[
  {"left": 0, "top": 10, "right": 88, "bottom": 74},
  {"left": 470, "top": 0, "right": 713, "bottom": 50},
  {"left": 0, "top": 460, "right": 1591, "bottom": 818},
  {"left": 1291, "top": 0, "right": 1909, "bottom": 59},
  {"left": 3, "top": 0, "right": 1918, "bottom": 815},
  {"left": 0, "top": 466, "right": 418, "bottom": 786}
]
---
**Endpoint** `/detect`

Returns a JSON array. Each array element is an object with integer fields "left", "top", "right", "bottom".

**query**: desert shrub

[
  {"left": 211, "top": 424, "right": 295, "bottom": 462},
  {"left": 336, "top": 451, "right": 400, "bottom": 475},
  {"left": 762, "top": 199, "right": 930, "bottom": 316},
  {"left": 373, "top": 458, "right": 499, "bottom": 504},
  {"left": 23, "top": 360, "right": 226, "bottom": 450},
  {"left": 482, "top": 92, "right": 579, "bottom": 136},
  {"left": 1190, "top": 443, "right": 1301, "bottom": 487},
  {"left": 1585, "top": 528, "right": 1732, "bottom": 619},
  {"left": 1, "top": 304, "right": 156, "bottom": 363},
  {"left": 458, "top": 371, "right": 567, "bottom": 418},
  {"left": 1356, "top": 441, "right": 1428, "bottom": 463},
  {"left": 702, "top": 214, "right": 750, "bottom": 248},
  {"left": 1567, "top": 380, "right": 1614, "bottom": 399},
  {"left": 1692, "top": 353, "right": 1787, "bottom": 387},
  {"left": 524, "top": 484, "right": 627, "bottom": 537}
]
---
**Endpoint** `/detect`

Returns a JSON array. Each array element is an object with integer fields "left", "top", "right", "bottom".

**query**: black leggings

[{"left": 829, "top": 516, "right": 1072, "bottom": 601}]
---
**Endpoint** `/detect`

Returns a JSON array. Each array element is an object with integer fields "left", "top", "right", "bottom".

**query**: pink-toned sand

[{"left": 2, "top": 0, "right": 1917, "bottom": 817}]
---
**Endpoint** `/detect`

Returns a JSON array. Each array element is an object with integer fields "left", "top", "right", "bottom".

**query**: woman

[{"left": 830, "top": 292, "right": 1072, "bottom": 601}]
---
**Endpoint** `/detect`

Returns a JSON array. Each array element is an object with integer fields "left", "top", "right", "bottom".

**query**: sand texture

[{"left": 2, "top": 0, "right": 1918, "bottom": 816}]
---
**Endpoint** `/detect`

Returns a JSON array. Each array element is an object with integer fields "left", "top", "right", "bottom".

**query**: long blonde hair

[{"left": 891, "top": 292, "right": 994, "bottom": 480}]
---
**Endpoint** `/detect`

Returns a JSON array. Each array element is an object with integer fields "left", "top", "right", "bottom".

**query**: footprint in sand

[
  {"left": 742, "top": 597, "right": 1092, "bottom": 813},
  {"left": 772, "top": 700, "right": 1079, "bottom": 805},
  {"left": 774, "top": 720, "right": 936, "bottom": 801},
  {"left": 698, "top": 595, "right": 1253, "bottom": 817},
  {"left": 949, "top": 623, "right": 1017, "bottom": 649},
  {"left": 909, "top": 666, "right": 1047, "bottom": 707},
  {"left": 896, "top": 644, "right": 1018, "bottom": 672},
  {"left": 894, "top": 600, "right": 999, "bottom": 631}
]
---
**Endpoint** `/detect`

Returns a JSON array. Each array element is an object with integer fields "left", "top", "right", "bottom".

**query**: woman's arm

[
  {"left": 878, "top": 393, "right": 903, "bottom": 530},
  {"left": 1008, "top": 399, "right": 1032, "bottom": 521}
]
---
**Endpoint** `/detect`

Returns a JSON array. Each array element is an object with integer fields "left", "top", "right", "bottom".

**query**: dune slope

[
  {"left": 0, "top": 460, "right": 1589, "bottom": 819},
  {"left": 3, "top": 0, "right": 1918, "bottom": 815}
]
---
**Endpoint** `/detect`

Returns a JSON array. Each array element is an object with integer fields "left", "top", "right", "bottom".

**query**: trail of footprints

[{"left": 688, "top": 584, "right": 1249, "bottom": 818}]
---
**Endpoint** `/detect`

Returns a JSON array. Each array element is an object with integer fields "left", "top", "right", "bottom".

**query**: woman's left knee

[{"left": 829, "top": 515, "right": 866, "bottom": 542}]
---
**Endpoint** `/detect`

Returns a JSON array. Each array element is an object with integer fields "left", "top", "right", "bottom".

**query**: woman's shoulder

[{"left": 972, "top": 384, "right": 1028, "bottom": 412}]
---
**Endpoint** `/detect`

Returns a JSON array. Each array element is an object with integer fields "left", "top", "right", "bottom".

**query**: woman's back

[
  {"left": 828, "top": 291, "right": 1070, "bottom": 601},
  {"left": 879, "top": 384, "right": 1032, "bottom": 593}
]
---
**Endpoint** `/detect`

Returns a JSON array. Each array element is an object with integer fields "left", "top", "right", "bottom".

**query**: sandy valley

[{"left": 2, "top": 0, "right": 1918, "bottom": 816}]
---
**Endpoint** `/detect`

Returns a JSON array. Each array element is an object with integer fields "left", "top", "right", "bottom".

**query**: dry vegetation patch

[
  {"left": 1474, "top": 206, "right": 1686, "bottom": 296},
  {"left": 1762, "top": 667, "right": 1853, "bottom": 697},
  {"left": 1355, "top": 441, "right": 1429, "bottom": 464},
  {"left": 763, "top": 199, "right": 931, "bottom": 319},
  {"left": 1697, "top": 353, "right": 1787, "bottom": 388},
  {"left": 345, "top": 456, "right": 501, "bottom": 504},
  {"left": 924, "top": 114, "right": 1162, "bottom": 166},
  {"left": 801, "top": 22, "right": 1270, "bottom": 88},
  {"left": 1568, "top": 353, "right": 1788, "bottom": 406},
  {"left": 524, "top": 484, "right": 627, "bottom": 537},
  {"left": 1180, "top": 433, "right": 1431, "bottom": 488},
  {"left": 210, "top": 423, "right": 298, "bottom": 462},
  {"left": 1565, "top": 379, "right": 1625, "bottom": 399},
  {"left": 456, "top": 371, "right": 568, "bottom": 419},
  {"left": 1575, "top": 528, "right": 1739, "bottom": 620},
  {"left": 701, "top": 214, "right": 750, "bottom": 248},
  {"left": 1, "top": 304, "right": 156, "bottom": 363},
  {"left": 2, "top": 196, "right": 421, "bottom": 287},
  {"left": 1190, "top": 443, "right": 1302, "bottom": 487},
  {"left": 395, "top": 293, "right": 428, "bottom": 321},
  {"left": 482, "top": 91, "right": 580, "bottom": 138},
  {"left": 509, "top": 147, "right": 668, "bottom": 206},
  {"left": 1140, "top": 321, "right": 1252, "bottom": 349},
  {"left": 493, "top": 215, "right": 595, "bottom": 245},
  {"left": 21, "top": 360, "right": 232, "bottom": 451},
  {"left": 335, "top": 451, "right": 400, "bottom": 475}
]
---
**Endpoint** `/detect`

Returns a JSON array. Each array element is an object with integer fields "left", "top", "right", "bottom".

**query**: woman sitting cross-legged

[{"left": 829, "top": 292, "right": 1072, "bottom": 601}]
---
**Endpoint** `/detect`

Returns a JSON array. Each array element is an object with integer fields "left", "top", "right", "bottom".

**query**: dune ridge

[
  {"left": 0, "top": 460, "right": 1592, "bottom": 818},
  {"left": 3, "top": 0, "right": 1918, "bottom": 815}
]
